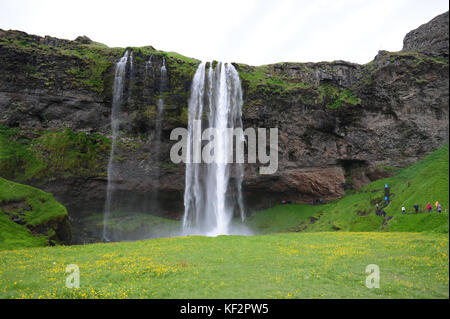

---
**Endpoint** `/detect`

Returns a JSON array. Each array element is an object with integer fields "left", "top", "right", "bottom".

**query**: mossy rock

[{"left": 0, "top": 177, "right": 71, "bottom": 249}]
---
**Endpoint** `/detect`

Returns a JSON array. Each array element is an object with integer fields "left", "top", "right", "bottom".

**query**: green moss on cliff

[
  {"left": 238, "top": 65, "right": 311, "bottom": 98},
  {"left": 61, "top": 44, "right": 122, "bottom": 94},
  {"left": 0, "top": 33, "right": 124, "bottom": 95},
  {"left": 237, "top": 63, "right": 361, "bottom": 114},
  {"left": 114, "top": 45, "right": 199, "bottom": 129},
  {"left": 0, "top": 31, "right": 196, "bottom": 99},
  {"left": 0, "top": 126, "right": 45, "bottom": 181},
  {"left": 317, "top": 85, "right": 361, "bottom": 110},
  {"left": 34, "top": 129, "right": 110, "bottom": 178},
  {"left": 165, "top": 105, "right": 189, "bottom": 127},
  {"left": 0, "top": 126, "right": 110, "bottom": 182}
]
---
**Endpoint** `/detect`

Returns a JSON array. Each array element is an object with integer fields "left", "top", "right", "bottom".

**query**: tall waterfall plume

[
  {"left": 103, "top": 50, "right": 132, "bottom": 241},
  {"left": 183, "top": 62, "right": 247, "bottom": 236}
]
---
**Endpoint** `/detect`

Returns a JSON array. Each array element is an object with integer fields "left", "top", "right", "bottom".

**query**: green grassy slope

[
  {"left": 245, "top": 204, "right": 324, "bottom": 234},
  {"left": 0, "top": 177, "right": 68, "bottom": 250},
  {"left": 0, "top": 232, "right": 447, "bottom": 299},
  {"left": 248, "top": 144, "right": 449, "bottom": 234}
]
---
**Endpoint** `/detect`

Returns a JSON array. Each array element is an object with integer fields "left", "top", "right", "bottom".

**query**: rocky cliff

[
  {"left": 403, "top": 11, "right": 449, "bottom": 57},
  {"left": 0, "top": 12, "right": 448, "bottom": 242}
]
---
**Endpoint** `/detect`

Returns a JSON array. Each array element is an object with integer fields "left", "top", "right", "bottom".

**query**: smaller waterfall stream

[
  {"left": 127, "top": 52, "right": 134, "bottom": 105},
  {"left": 146, "top": 54, "right": 154, "bottom": 74},
  {"left": 150, "top": 57, "right": 167, "bottom": 211},
  {"left": 155, "top": 57, "right": 167, "bottom": 150},
  {"left": 103, "top": 50, "right": 131, "bottom": 241}
]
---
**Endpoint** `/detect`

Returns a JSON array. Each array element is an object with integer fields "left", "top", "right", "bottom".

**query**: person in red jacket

[{"left": 426, "top": 202, "right": 433, "bottom": 213}]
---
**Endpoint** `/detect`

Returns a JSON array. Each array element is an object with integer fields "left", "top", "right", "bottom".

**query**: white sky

[{"left": 0, "top": 0, "right": 448, "bottom": 65}]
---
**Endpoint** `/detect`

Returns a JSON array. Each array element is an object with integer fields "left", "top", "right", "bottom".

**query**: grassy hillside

[
  {"left": 0, "top": 177, "right": 69, "bottom": 250},
  {"left": 248, "top": 144, "right": 449, "bottom": 234},
  {"left": 245, "top": 204, "right": 324, "bottom": 234},
  {"left": 0, "top": 232, "right": 447, "bottom": 299}
]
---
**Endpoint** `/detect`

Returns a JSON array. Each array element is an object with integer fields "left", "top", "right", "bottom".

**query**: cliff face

[
  {"left": 239, "top": 48, "right": 449, "bottom": 206},
  {"left": 403, "top": 11, "right": 449, "bottom": 57},
  {"left": 0, "top": 12, "right": 448, "bottom": 242}
]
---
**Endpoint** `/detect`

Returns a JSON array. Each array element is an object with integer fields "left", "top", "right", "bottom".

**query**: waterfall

[
  {"left": 127, "top": 52, "right": 134, "bottom": 105},
  {"left": 156, "top": 56, "right": 167, "bottom": 143},
  {"left": 145, "top": 54, "right": 154, "bottom": 74},
  {"left": 183, "top": 62, "right": 246, "bottom": 236},
  {"left": 150, "top": 57, "right": 167, "bottom": 209},
  {"left": 103, "top": 50, "right": 130, "bottom": 241}
]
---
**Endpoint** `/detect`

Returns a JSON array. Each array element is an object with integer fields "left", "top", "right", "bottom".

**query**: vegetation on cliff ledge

[
  {"left": 0, "top": 125, "right": 110, "bottom": 182},
  {"left": 317, "top": 85, "right": 361, "bottom": 110},
  {"left": 236, "top": 62, "right": 363, "bottom": 114},
  {"left": 0, "top": 30, "right": 200, "bottom": 102}
]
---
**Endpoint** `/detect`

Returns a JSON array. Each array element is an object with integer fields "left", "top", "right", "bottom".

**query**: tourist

[
  {"left": 402, "top": 206, "right": 406, "bottom": 214},
  {"left": 435, "top": 201, "right": 439, "bottom": 210},
  {"left": 427, "top": 202, "right": 432, "bottom": 213},
  {"left": 414, "top": 204, "right": 419, "bottom": 213},
  {"left": 437, "top": 203, "right": 442, "bottom": 213},
  {"left": 381, "top": 210, "right": 386, "bottom": 217}
]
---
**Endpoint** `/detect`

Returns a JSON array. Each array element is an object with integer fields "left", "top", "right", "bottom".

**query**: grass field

[{"left": 0, "top": 232, "right": 448, "bottom": 299}]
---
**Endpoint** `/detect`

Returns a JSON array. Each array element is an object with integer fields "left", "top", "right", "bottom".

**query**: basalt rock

[
  {"left": 74, "top": 36, "right": 93, "bottom": 44},
  {"left": 402, "top": 11, "right": 449, "bottom": 58}
]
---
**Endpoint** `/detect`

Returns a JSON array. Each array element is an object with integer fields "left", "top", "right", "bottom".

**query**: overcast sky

[{"left": 0, "top": 0, "right": 448, "bottom": 65}]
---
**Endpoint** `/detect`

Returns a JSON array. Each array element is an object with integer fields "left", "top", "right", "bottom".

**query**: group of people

[
  {"left": 375, "top": 203, "right": 386, "bottom": 217},
  {"left": 308, "top": 198, "right": 323, "bottom": 205},
  {"left": 424, "top": 201, "right": 442, "bottom": 213},
  {"left": 375, "top": 181, "right": 444, "bottom": 217},
  {"left": 401, "top": 201, "right": 443, "bottom": 214},
  {"left": 376, "top": 200, "right": 444, "bottom": 217}
]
